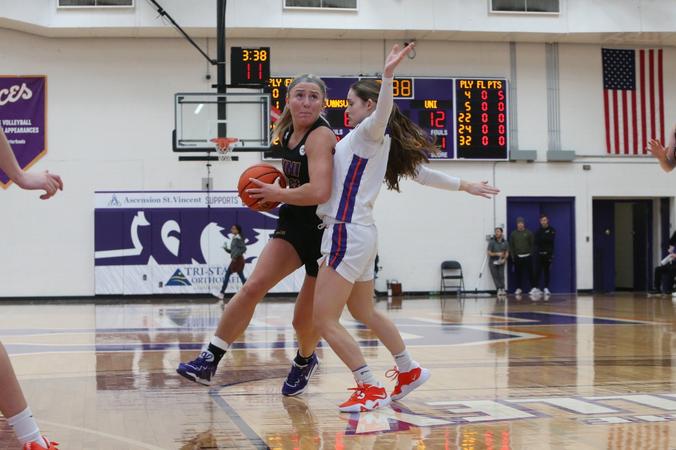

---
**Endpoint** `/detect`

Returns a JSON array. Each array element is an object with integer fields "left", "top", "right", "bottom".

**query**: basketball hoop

[{"left": 210, "top": 137, "right": 239, "bottom": 161}]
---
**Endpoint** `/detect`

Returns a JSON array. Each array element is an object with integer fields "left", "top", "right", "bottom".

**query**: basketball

[{"left": 237, "top": 164, "right": 287, "bottom": 212}]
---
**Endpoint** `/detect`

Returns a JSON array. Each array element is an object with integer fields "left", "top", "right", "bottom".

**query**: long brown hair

[
  {"left": 271, "top": 74, "right": 327, "bottom": 144},
  {"left": 350, "top": 79, "right": 439, "bottom": 191}
]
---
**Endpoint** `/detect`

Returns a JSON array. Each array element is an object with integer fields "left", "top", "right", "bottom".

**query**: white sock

[
  {"left": 7, "top": 407, "right": 46, "bottom": 447},
  {"left": 393, "top": 349, "right": 418, "bottom": 372},
  {"left": 209, "top": 335, "right": 230, "bottom": 351},
  {"left": 352, "top": 365, "right": 379, "bottom": 386}
]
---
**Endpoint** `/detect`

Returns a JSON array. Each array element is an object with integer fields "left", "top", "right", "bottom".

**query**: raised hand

[
  {"left": 383, "top": 42, "right": 416, "bottom": 78},
  {"left": 15, "top": 170, "right": 64, "bottom": 200},
  {"left": 648, "top": 138, "right": 674, "bottom": 173},
  {"left": 460, "top": 180, "right": 500, "bottom": 199}
]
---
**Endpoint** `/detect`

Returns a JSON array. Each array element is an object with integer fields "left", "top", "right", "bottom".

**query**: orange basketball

[{"left": 238, "top": 164, "right": 287, "bottom": 212}]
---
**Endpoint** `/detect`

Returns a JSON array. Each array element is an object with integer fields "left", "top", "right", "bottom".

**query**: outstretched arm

[
  {"left": 362, "top": 43, "right": 416, "bottom": 141},
  {"left": 0, "top": 127, "right": 63, "bottom": 199},
  {"left": 413, "top": 164, "right": 499, "bottom": 198}
]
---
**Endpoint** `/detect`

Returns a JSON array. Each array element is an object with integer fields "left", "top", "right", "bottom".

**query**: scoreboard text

[
  {"left": 267, "top": 76, "right": 508, "bottom": 160},
  {"left": 230, "top": 47, "right": 271, "bottom": 86}
]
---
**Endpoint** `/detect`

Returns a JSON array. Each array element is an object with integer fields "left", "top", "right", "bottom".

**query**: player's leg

[
  {"left": 313, "top": 266, "right": 390, "bottom": 412},
  {"left": 282, "top": 219, "right": 326, "bottom": 395},
  {"left": 177, "top": 238, "right": 302, "bottom": 385},
  {"left": 0, "top": 343, "right": 56, "bottom": 449},
  {"left": 346, "top": 280, "right": 430, "bottom": 401},
  {"left": 282, "top": 275, "right": 322, "bottom": 396}
]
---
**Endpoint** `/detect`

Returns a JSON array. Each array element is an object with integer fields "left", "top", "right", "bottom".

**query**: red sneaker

[
  {"left": 338, "top": 383, "right": 391, "bottom": 412},
  {"left": 23, "top": 437, "right": 59, "bottom": 450},
  {"left": 386, "top": 366, "right": 430, "bottom": 400}
]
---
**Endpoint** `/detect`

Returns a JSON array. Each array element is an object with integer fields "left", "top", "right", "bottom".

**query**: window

[
  {"left": 58, "top": 0, "right": 134, "bottom": 7},
  {"left": 284, "top": 0, "right": 357, "bottom": 10},
  {"left": 491, "top": 0, "right": 559, "bottom": 13}
]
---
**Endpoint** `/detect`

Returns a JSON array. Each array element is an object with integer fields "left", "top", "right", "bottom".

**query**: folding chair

[{"left": 440, "top": 260, "right": 465, "bottom": 297}]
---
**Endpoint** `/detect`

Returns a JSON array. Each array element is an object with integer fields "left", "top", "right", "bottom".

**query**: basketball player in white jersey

[
  {"left": 0, "top": 127, "right": 62, "bottom": 449},
  {"left": 311, "top": 44, "right": 499, "bottom": 412}
]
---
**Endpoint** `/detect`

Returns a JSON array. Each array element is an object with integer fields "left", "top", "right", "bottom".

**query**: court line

[
  {"left": 532, "top": 310, "right": 662, "bottom": 324},
  {"left": 209, "top": 383, "right": 270, "bottom": 450},
  {"left": 38, "top": 419, "right": 167, "bottom": 450}
]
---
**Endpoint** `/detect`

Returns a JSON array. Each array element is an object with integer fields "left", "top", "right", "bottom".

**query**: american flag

[{"left": 602, "top": 48, "right": 664, "bottom": 155}]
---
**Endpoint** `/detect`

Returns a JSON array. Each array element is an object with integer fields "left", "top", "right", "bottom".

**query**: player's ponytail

[
  {"left": 349, "top": 79, "right": 439, "bottom": 192},
  {"left": 272, "top": 74, "right": 328, "bottom": 145}
]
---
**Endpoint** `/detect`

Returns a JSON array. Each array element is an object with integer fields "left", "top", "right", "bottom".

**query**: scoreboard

[
  {"left": 230, "top": 47, "right": 271, "bottom": 86},
  {"left": 266, "top": 76, "right": 509, "bottom": 160}
]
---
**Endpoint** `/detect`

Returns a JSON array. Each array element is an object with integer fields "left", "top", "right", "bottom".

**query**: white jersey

[
  {"left": 316, "top": 77, "right": 395, "bottom": 226},
  {"left": 316, "top": 76, "right": 462, "bottom": 226}
]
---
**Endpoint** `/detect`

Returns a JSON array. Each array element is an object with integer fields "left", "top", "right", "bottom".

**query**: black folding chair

[{"left": 440, "top": 260, "right": 465, "bottom": 297}]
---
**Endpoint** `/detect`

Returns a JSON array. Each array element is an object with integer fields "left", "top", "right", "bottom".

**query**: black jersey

[{"left": 271, "top": 117, "right": 332, "bottom": 225}]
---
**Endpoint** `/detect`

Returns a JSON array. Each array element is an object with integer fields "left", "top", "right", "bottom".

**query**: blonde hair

[{"left": 271, "top": 74, "right": 328, "bottom": 144}]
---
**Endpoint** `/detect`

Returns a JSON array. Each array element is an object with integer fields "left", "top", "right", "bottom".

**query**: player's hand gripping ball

[{"left": 238, "top": 164, "right": 287, "bottom": 212}]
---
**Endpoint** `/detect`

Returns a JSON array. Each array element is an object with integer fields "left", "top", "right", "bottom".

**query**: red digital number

[
  {"left": 482, "top": 136, "right": 489, "bottom": 146},
  {"left": 498, "top": 124, "right": 505, "bottom": 134},
  {"left": 481, "top": 101, "right": 488, "bottom": 112},
  {"left": 344, "top": 111, "right": 350, "bottom": 128},
  {"left": 498, "top": 113, "right": 505, "bottom": 123},
  {"left": 429, "top": 110, "right": 446, "bottom": 128},
  {"left": 481, "top": 113, "right": 488, "bottom": 123},
  {"left": 481, "top": 90, "right": 488, "bottom": 100},
  {"left": 498, "top": 101, "right": 505, "bottom": 112},
  {"left": 499, "top": 136, "right": 506, "bottom": 146},
  {"left": 482, "top": 124, "right": 489, "bottom": 134}
]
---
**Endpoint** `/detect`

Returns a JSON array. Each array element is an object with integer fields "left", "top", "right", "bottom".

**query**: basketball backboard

[{"left": 173, "top": 92, "right": 271, "bottom": 152}]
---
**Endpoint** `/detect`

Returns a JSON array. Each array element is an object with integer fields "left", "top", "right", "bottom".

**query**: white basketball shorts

[{"left": 320, "top": 222, "right": 378, "bottom": 283}]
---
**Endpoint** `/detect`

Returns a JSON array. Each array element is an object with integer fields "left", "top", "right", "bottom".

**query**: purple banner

[
  {"left": 94, "top": 191, "right": 305, "bottom": 294},
  {"left": 0, "top": 76, "right": 47, "bottom": 187}
]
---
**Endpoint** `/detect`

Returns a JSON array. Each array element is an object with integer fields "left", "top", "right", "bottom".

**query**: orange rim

[{"left": 210, "top": 137, "right": 239, "bottom": 152}]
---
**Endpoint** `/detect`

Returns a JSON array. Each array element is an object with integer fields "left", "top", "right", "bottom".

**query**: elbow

[{"left": 316, "top": 189, "right": 331, "bottom": 204}]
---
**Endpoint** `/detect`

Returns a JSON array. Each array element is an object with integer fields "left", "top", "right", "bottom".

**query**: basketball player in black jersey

[{"left": 177, "top": 75, "right": 336, "bottom": 397}]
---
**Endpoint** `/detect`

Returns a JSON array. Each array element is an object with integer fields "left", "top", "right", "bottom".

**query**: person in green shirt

[
  {"left": 509, "top": 217, "right": 537, "bottom": 295},
  {"left": 487, "top": 227, "right": 509, "bottom": 296},
  {"left": 214, "top": 224, "right": 247, "bottom": 300}
]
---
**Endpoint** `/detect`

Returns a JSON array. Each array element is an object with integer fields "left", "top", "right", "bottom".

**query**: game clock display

[
  {"left": 267, "top": 76, "right": 508, "bottom": 160},
  {"left": 230, "top": 47, "right": 271, "bottom": 86}
]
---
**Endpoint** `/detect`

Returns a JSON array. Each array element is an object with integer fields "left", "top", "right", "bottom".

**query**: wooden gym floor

[{"left": 0, "top": 293, "right": 674, "bottom": 449}]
